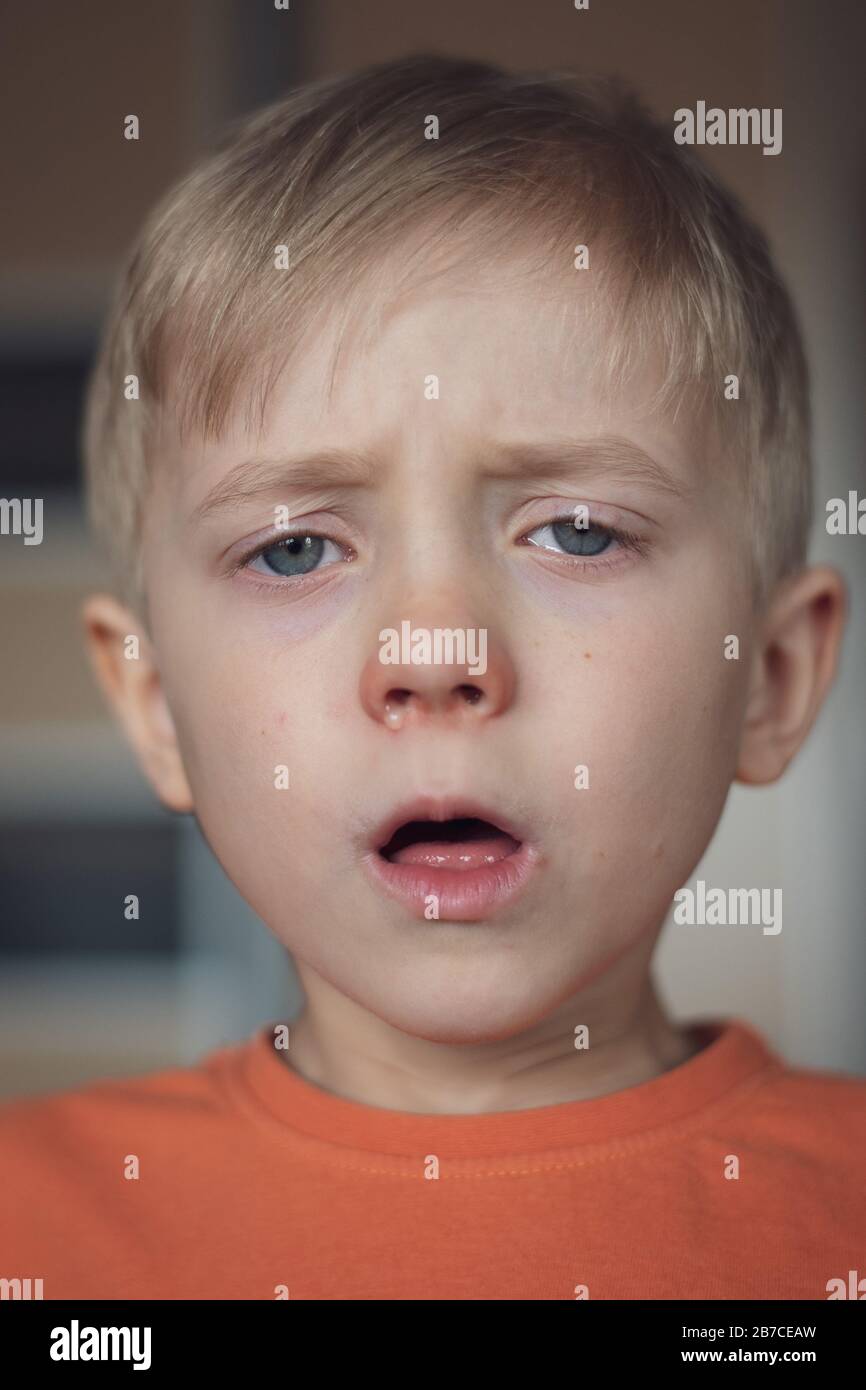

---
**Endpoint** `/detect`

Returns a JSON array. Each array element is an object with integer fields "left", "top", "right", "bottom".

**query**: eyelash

[{"left": 236, "top": 513, "right": 647, "bottom": 588}]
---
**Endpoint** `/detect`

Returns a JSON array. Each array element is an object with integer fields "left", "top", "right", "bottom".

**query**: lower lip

[{"left": 362, "top": 841, "right": 541, "bottom": 922}]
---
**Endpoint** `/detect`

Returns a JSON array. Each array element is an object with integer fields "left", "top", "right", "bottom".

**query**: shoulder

[
  {"left": 0, "top": 1043, "right": 239, "bottom": 1166},
  {"left": 747, "top": 1052, "right": 866, "bottom": 1163}
]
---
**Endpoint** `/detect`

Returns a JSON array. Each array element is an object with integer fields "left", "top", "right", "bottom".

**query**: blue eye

[
  {"left": 524, "top": 518, "right": 618, "bottom": 557},
  {"left": 247, "top": 533, "right": 346, "bottom": 578}
]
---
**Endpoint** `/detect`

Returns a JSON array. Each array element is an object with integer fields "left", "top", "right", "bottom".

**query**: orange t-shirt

[{"left": 1, "top": 1016, "right": 864, "bottom": 1300}]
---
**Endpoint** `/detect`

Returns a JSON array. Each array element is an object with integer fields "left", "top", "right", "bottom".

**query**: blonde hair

[{"left": 81, "top": 54, "right": 812, "bottom": 611}]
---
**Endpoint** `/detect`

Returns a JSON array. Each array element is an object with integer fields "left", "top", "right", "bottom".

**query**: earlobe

[
  {"left": 81, "top": 593, "right": 195, "bottom": 814},
  {"left": 735, "top": 565, "right": 847, "bottom": 786}
]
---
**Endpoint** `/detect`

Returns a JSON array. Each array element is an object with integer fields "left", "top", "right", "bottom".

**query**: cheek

[
  {"left": 153, "top": 621, "right": 306, "bottom": 815},
  {"left": 530, "top": 597, "right": 750, "bottom": 867},
  {"left": 609, "top": 622, "right": 746, "bottom": 777},
  {"left": 159, "top": 639, "right": 338, "bottom": 928}
]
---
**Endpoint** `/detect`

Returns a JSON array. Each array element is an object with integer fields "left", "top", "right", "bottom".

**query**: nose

[{"left": 360, "top": 613, "right": 515, "bottom": 731}]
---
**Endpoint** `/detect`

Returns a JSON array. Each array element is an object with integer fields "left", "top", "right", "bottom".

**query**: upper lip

[{"left": 367, "top": 796, "right": 528, "bottom": 855}]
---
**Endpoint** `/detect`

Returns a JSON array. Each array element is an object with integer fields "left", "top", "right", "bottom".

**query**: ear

[
  {"left": 736, "top": 565, "right": 847, "bottom": 785},
  {"left": 81, "top": 592, "right": 194, "bottom": 814}
]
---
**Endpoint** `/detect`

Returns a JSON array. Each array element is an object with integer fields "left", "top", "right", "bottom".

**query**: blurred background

[{"left": 1, "top": 0, "right": 864, "bottom": 1097}]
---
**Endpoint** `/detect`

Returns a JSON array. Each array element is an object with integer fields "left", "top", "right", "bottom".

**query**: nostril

[{"left": 455, "top": 684, "right": 483, "bottom": 705}]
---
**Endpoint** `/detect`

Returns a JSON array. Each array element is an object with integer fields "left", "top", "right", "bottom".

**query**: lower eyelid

[{"left": 525, "top": 543, "right": 627, "bottom": 568}]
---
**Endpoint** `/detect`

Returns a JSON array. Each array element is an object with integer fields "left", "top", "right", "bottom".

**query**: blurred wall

[{"left": 1, "top": 0, "right": 863, "bottom": 1093}]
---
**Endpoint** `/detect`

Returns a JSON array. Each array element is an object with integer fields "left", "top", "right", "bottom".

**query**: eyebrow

[
  {"left": 190, "top": 450, "right": 379, "bottom": 524},
  {"left": 190, "top": 434, "right": 689, "bottom": 525},
  {"left": 480, "top": 437, "right": 690, "bottom": 499}
]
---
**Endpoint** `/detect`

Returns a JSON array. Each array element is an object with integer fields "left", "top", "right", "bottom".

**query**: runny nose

[{"left": 360, "top": 624, "right": 515, "bottom": 731}]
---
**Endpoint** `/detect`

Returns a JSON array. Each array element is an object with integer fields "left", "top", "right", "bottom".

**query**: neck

[{"left": 282, "top": 940, "right": 702, "bottom": 1115}]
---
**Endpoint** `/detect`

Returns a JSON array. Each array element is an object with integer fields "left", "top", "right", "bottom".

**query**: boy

[{"left": 1, "top": 54, "right": 863, "bottom": 1301}]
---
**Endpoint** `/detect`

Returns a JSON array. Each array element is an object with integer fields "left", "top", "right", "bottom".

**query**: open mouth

[
  {"left": 378, "top": 816, "right": 522, "bottom": 870},
  {"left": 363, "top": 796, "right": 539, "bottom": 921}
]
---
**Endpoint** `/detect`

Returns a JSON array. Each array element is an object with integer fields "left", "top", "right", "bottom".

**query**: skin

[{"left": 82, "top": 244, "right": 846, "bottom": 1115}]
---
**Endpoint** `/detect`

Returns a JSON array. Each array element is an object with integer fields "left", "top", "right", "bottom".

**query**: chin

[{"left": 362, "top": 973, "right": 566, "bottom": 1047}]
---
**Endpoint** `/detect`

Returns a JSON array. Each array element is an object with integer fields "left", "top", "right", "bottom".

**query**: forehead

[
  {"left": 314, "top": 236, "right": 650, "bottom": 411},
  {"left": 158, "top": 233, "right": 713, "bottom": 500}
]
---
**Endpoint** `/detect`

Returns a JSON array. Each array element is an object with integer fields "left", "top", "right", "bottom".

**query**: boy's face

[{"left": 137, "top": 246, "right": 756, "bottom": 1043}]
